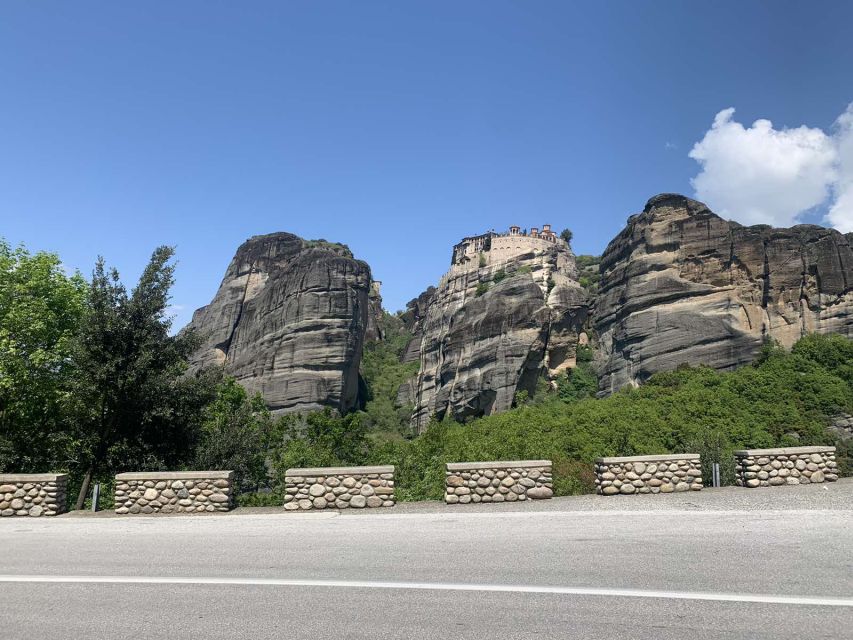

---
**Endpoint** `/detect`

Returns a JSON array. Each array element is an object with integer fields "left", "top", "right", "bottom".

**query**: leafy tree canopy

[
  {"left": 0, "top": 240, "right": 87, "bottom": 471},
  {"left": 65, "top": 246, "right": 215, "bottom": 508}
]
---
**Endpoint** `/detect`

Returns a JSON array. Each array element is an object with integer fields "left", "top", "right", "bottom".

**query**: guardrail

[
  {"left": 114, "top": 471, "right": 235, "bottom": 514},
  {"left": 734, "top": 446, "right": 837, "bottom": 487},
  {"left": 284, "top": 465, "right": 395, "bottom": 510},
  {"left": 445, "top": 460, "right": 553, "bottom": 504},
  {"left": 595, "top": 454, "right": 703, "bottom": 495},
  {"left": 0, "top": 473, "right": 68, "bottom": 517}
]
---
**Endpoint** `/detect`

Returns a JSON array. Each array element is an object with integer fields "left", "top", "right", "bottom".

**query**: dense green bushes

[
  {"left": 358, "top": 312, "right": 418, "bottom": 437},
  {"left": 278, "top": 334, "right": 853, "bottom": 500},
  {"left": 576, "top": 254, "right": 601, "bottom": 292}
]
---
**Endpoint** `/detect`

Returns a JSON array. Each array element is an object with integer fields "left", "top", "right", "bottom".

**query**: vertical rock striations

[
  {"left": 595, "top": 194, "right": 853, "bottom": 393},
  {"left": 186, "top": 232, "right": 376, "bottom": 414},
  {"left": 410, "top": 227, "right": 588, "bottom": 432}
]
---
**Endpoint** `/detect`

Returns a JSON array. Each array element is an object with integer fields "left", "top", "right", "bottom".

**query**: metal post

[
  {"left": 92, "top": 483, "right": 100, "bottom": 512},
  {"left": 712, "top": 463, "right": 720, "bottom": 488}
]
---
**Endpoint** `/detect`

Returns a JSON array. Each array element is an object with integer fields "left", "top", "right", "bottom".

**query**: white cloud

[
  {"left": 688, "top": 107, "right": 849, "bottom": 229},
  {"left": 827, "top": 105, "right": 853, "bottom": 232}
]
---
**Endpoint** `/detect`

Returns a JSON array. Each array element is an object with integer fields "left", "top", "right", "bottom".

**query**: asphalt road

[{"left": 1, "top": 482, "right": 851, "bottom": 639}]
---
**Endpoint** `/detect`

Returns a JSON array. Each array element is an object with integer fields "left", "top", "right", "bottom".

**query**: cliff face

[
  {"left": 186, "top": 233, "right": 375, "bottom": 414},
  {"left": 595, "top": 194, "right": 853, "bottom": 393},
  {"left": 398, "top": 286, "right": 436, "bottom": 364},
  {"left": 410, "top": 234, "right": 588, "bottom": 431}
]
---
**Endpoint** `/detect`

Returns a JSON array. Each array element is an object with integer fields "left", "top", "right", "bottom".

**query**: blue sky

[{"left": 2, "top": 2, "right": 852, "bottom": 325}]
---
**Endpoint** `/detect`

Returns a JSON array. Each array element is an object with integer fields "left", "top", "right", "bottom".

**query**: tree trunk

[{"left": 75, "top": 466, "right": 94, "bottom": 511}]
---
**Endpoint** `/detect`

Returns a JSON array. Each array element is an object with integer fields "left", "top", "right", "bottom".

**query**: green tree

[
  {"left": 0, "top": 240, "right": 87, "bottom": 472},
  {"left": 560, "top": 228, "right": 573, "bottom": 244},
  {"left": 556, "top": 363, "right": 598, "bottom": 403},
  {"left": 791, "top": 333, "right": 853, "bottom": 384},
  {"left": 359, "top": 311, "right": 418, "bottom": 436},
  {"left": 66, "top": 246, "right": 213, "bottom": 509},
  {"left": 275, "top": 408, "right": 372, "bottom": 475},
  {"left": 192, "top": 377, "right": 274, "bottom": 493}
]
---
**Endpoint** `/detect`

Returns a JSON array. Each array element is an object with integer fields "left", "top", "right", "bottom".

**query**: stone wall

[
  {"left": 0, "top": 474, "right": 67, "bottom": 517},
  {"left": 114, "top": 471, "right": 234, "bottom": 514},
  {"left": 734, "top": 446, "right": 837, "bottom": 487},
  {"left": 595, "top": 454, "right": 703, "bottom": 495},
  {"left": 444, "top": 461, "right": 553, "bottom": 504},
  {"left": 284, "top": 466, "right": 395, "bottom": 510}
]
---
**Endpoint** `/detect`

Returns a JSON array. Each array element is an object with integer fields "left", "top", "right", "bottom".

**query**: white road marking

[
  {"left": 2, "top": 508, "right": 839, "bottom": 526},
  {"left": 1, "top": 575, "right": 850, "bottom": 607}
]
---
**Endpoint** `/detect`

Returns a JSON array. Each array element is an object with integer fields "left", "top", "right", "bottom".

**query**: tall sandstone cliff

[
  {"left": 409, "top": 230, "right": 588, "bottom": 431},
  {"left": 186, "top": 232, "right": 377, "bottom": 414},
  {"left": 595, "top": 194, "right": 853, "bottom": 393}
]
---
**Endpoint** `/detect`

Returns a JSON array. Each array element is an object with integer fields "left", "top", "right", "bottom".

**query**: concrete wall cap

[
  {"left": 114, "top": 471, "right": 234, "bottom": 480},
  {"left": 596, "top": 454, "right": 700, "bottom": 464},
  {"left": 0, "top": 473, "right": 68, "bottom": 482},
  {"left": 285, "top": 465, "right": 394, "bottom": 476},
  {"left": 733, "top": 446, "right": 836, "bottom": 456},
  {"left": 446, "top": 460, "right": 552, "bottom": 471}
]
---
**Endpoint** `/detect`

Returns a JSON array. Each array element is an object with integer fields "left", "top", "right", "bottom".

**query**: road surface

[{"left": 1, "top": 481, "right": 851, "bottom": 639}]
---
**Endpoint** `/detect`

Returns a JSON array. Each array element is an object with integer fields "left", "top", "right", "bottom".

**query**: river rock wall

[
  {"left": 734, "top": 446, "right": 838, "bottom": 487},
  {"left": 114, "top": 471, "right": 234, "bottom": 514},
  {"left": 595, "top": 454, "right": 703, "bottom": 495},
  {"left": 444, "top": 460, "right": 553, "bottom": 504},
  {"left": 284, "top": 466, "right": 395, "bottom": 510},
  {"left": 0, "top": 474, "right": 67, "bottom": 517}
]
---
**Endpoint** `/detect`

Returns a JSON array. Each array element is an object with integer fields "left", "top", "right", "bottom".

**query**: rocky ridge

[
  {"left": 185, "top": 193, "right": 853, "bottom": 425},
  {"left": 595, "top": 194, "right": 853, "bottom": 393}
]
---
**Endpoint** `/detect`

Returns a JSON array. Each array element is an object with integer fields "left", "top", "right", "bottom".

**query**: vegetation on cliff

[
  {"left": 575, "top": 254, "right": 601, "bottom": 292},
  {"left": 358, "top": 311, "right": 418, "bottom": 437}
]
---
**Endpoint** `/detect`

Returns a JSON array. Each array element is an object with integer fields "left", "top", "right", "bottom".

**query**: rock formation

[
  {"left": 398, "top": 286, "right": 436, "bottom": 364},
  {"left": 409, "top": 226, "right": 588, "bottom": 431},
  {"left": 185, "top": 194, "right": 853, "bottom": 424},
  {"left": 186, "top": 232, "right": 377, "bottom": 414},
  {"left": 595, "top": 194, "right": 853, "bottom": 393},
  {"left": 365, "top": 280, "right": 385, "bottom": 342}
]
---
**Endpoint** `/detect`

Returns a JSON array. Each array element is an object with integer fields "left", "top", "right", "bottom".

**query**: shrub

[
  {"left": 192, "top": 377, "right": 274, "bottom": 494},
  {"left": 552, "top": 456, "right": 596, "bottom": 495},
  {"left": 243, "top": 333, "right": 853, "bottom": 504},
  {"left": 359, "top": 311, "right": 419, "bottom": 435}
]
